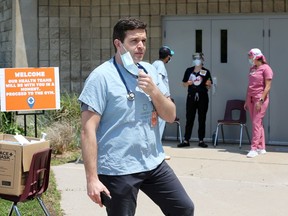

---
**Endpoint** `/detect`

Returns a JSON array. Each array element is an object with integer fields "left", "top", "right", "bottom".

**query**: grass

[{"left": 0, "top": 150, "right": 81, "bottom": 216}]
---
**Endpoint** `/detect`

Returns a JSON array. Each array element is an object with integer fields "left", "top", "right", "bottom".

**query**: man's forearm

[
  {"left": 150, "top": 90, "right": 176, "bottom": 123},
  {"left": 81, "top": 130, "right": 98, "bottom": 181}
]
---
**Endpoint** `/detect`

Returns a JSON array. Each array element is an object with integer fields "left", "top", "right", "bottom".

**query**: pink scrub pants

[{"left": 247, "top": 96, "right": 269, "bottom": 150}]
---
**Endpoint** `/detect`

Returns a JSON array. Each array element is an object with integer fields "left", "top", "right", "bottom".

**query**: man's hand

[
  {"left": 137, "top": 70, "right": 156, "bottom": 95},
  {"left": 205, "top": 79, "right": 212, "bottom": 89},
  {"left": 87, "top": 177, "right": 111, "bottom": 207}
]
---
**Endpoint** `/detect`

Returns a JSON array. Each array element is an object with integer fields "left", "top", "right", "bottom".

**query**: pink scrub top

[{"left": 247, "top": 64, "right": 273, "bottom": 98}]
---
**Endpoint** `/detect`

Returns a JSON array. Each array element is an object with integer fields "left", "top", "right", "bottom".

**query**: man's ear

[{"left": 114, "top": 39, "right": 121, "bottom": 50}]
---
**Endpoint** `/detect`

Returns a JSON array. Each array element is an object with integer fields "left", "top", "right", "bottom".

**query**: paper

[{"left": 14, "top": 134, "right": 30, "bottom": 145}]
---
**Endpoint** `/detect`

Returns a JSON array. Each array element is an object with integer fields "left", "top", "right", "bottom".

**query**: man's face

[
  {"left": 166, "top": 56, "right": 171, "bottom": 63},
  {"left": 121, "top": 29, "right": 147, "bottom": 63}
]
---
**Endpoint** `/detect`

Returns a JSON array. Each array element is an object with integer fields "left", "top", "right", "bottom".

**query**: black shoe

[
  {"left": 198, "top": 141, "right": 208, "bottom": 148},
  {"left": 177, "top": 141, "right": 190, "bottom": 148}
]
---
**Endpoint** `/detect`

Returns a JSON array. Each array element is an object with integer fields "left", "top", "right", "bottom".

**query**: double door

[{"left": 163, "top": 16, "right": 288, "bottom": 144}]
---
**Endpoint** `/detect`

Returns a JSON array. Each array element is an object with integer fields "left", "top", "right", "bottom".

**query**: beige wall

[
  {"left": 0, "top": 0, "right": 13, "bottom": 68},
  {"left": 2, "top": 0, "right": 287, "bottom": 93}
]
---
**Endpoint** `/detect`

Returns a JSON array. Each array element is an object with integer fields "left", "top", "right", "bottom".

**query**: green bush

[
  {"left": 0, "top": 112, "right": 24, "bottom": 134},
  {"left": 0, "top": 92, "right": 81, "bottom": 155},
  {"left": 38, "top": 92, "right": 81, "bottom": 154}
]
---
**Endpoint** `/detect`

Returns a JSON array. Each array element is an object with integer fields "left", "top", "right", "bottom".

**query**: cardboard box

[{"left": 0, "top": 134, "right": 50, "bottom": 196}]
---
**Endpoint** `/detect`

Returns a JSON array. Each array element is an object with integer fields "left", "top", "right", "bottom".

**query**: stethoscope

[{"left": 113, "top": 57, "right": 147, "bottom": 101}]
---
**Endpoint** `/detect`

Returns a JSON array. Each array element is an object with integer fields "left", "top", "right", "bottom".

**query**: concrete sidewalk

[{"left": 52, "top": 141, "right": 288, "bottom": 216}]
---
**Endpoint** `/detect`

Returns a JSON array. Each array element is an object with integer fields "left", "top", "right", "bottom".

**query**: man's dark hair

[
  {"left": 112, "top": 17, "right": 147, "bottom": 51},
  {"left": 159, "top": 46, "right": 173, "bottom": 59}
]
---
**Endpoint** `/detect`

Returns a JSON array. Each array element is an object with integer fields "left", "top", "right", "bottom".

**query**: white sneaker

[
  {"left": 247, "top": 150, "right": 258, "bottom": 158},
  {"left": 257, "top": 149, "right": 267, "bottom": 155}
]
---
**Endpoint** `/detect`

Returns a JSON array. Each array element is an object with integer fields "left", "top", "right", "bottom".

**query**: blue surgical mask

[
  {"left": 248, "top": 59, "right": 254, "bottom": 65},
  {"left": 193, "top": 59, "right": 202, "bottom": 66},
  {"left": 120, "top": 44, "right": 139, "bottom": 76}
]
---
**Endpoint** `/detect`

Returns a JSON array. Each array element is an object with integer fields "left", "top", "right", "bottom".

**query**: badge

[
  {"left": 151, "top": 111, "right": 158, "bottom": 127},
  {"left": 200, "top": 70, "right": 207, "bottom": 76}
]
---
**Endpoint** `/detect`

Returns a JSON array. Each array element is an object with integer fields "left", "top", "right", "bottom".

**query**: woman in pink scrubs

[{"left": 244, "top": 48, "right": 273, "bottom": 158}]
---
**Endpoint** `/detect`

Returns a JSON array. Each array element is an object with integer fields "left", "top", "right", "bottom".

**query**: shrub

[
  {"left": 0, "top": 112, "right": 24, "bottom": 134},
  {"left": 46, "top": 121, "right": 75, "bottom": 154},
  {"left": 0, "top": 93, "right": 81, "bottom": 155},
  {"left": 38, "top": 92, "right": 81, "bottom": 154}
]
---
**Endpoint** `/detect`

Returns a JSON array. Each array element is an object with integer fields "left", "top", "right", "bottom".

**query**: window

[
  {"left": 220, "top": 29, "right": 228, "bottom": 63},
  {"left": 195, "top": 30, "right": 202, "bottom": 53}
]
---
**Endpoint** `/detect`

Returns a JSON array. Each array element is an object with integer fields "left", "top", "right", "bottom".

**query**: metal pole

[{"left": 34, "top": 114, "right": 37, "bottom": 137}]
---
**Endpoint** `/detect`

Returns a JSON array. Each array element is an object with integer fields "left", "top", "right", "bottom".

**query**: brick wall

[
  {"left": 0, "top": 0, "right": 12, "bottom": 68},
  {"left": 35, "top": 0, "right": 288, "bottom": 93}
]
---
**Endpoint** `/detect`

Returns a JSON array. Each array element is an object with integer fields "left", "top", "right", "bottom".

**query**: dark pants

[
  {"left": 99, "top": 161, "right": 194, "bottom": 216},
  {"left": 184, "top": 92, "right": 209, "bottom": 142}
]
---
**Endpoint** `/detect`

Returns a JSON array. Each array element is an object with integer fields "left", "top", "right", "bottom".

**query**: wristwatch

[{"left": 259, "top": 98, "right": 264, "bottom": 103}]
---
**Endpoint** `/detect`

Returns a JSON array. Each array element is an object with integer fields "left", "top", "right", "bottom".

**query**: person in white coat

[
  {"left": 152, "top": 46, "right": 174, "bottom": 138},
  {"left": 152, "top": 46, "right": 174, "bottom": 160}
]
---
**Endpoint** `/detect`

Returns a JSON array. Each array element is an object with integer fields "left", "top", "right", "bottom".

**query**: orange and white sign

[{"left": 0, "top": 67, "right": 60, "bottom": 111}]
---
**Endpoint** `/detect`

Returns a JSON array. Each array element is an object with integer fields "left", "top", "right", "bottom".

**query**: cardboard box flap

[
  {"left": 0, "top": 134, "right": 50, "bottom": 196},
  {"left": 22, "top": 141, "right": 50, "bottom": 172},
  {"left": 14, "top": 134, "right": 30, "bottom": 145},
  {"left": 0, "top": 133, "right": 50, "bottom": 172},
  {"left": 0, "top": 134, "right": 19, "bottom": 143}
]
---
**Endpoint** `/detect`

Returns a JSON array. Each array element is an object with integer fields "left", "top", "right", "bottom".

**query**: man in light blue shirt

[
  {"left": 152, "top": 46, "right": 174, "bottom": 139},
  {"left": 79, "top": 17, "right": 194, "bottom": 216}
]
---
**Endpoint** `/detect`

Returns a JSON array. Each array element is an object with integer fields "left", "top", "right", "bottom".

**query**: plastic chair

[
  {"left": 213, "top": 100, "right": 251, "bottom": 149},
  {"left": 174, "top": 116, "right": 183, "bottom": 143},
  {"left": 170, "top": 98, "right": 183, "bottom": 143},
  {"left": 0, "top": 148, "right": 52, "bottom": 216}
]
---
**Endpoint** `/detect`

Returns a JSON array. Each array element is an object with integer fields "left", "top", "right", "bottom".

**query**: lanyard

[{"left": 113, "top": 57, "right": 147, "bottom": 101}]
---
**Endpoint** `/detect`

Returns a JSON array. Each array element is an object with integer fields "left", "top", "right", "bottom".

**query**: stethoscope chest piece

[{"left": 127, "top": 91, "right": 135, "bottom": 101}]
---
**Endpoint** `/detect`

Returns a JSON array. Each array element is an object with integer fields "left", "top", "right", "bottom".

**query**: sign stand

[
  {"left": 1, "top": 67, "right": 60, "bottom": 137},
  {"left": 16, "top": 111, "right": 44, "bottom": 137}
]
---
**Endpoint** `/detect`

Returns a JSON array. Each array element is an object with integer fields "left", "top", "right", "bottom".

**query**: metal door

[
  {"left": 268, "top": 18, "right": 288, "bottom": 144},
  {"left": 210, "top": 18, "right": 264, "bottom": 142},
  {"left": 162, "top": 18, "right": 212, "bottom": 141}
]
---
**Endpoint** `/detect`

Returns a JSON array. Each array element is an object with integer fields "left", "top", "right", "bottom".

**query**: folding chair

[
  {"left": 213, "top": 99, "right": 251, "bottom": 149},
  {"left": 170, "top": 98, "right": 183, "bottom": 143},
  {"left": 0, "top": 148, "right": 52, "bottom": 216},
  {"left": 174, "top": 116, "right": 183, "bottom": 143}
]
